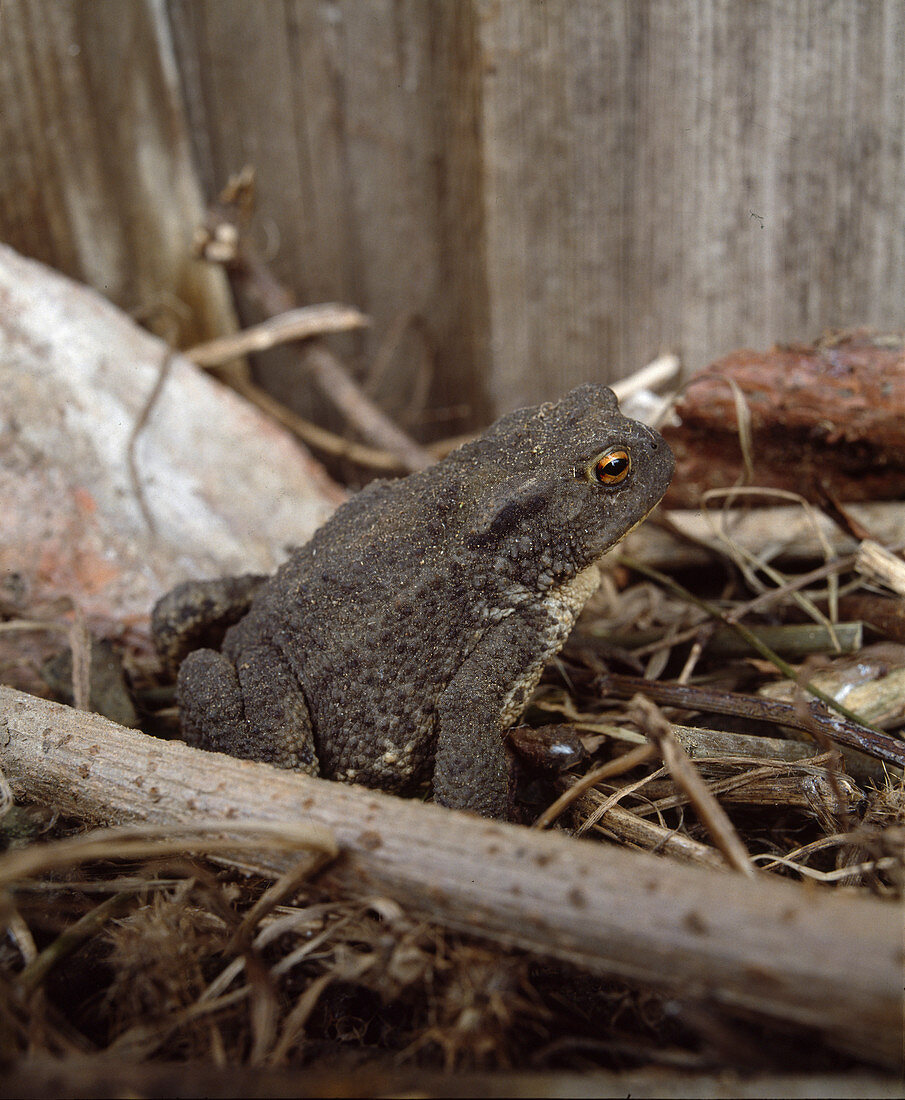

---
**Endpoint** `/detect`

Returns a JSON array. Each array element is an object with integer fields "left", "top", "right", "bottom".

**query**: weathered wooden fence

[{"left": 3, "top": 0, "right": 904, "bottom": 432}]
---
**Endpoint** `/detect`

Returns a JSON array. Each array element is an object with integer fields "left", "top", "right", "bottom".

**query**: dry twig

[
  {"left": 856, "top": 540, "right": 905, "bottom": 597},
  {"left": 605, "top": 673, "right": 905, "bottom": 770},
  {"left": 196, "top": 193, "right": 434, "bottom": 473},
  {"left": 628, "top": 695, "right": 754, "bottom": 876},
  {"left": 185, "top": 304, "right": 368, "bottom": 368}
]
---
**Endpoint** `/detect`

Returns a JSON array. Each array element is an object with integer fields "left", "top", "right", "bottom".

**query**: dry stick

[
  {"left": 300, "top": 342, "right": 434, "bottom": 471},
  {"left": 856, "top": 539, "right": 905, "bottom": 597},
  {"left": 127, "top": 347, "right": 175, "bottom": 534},
  {"left": 532, "top": 743, "right": 657, "bottom": 829},
  {"left": 67, "top": 603, "right": 91, "bottom": 713},
  {"left": 228, "top": 242, "right": 434, "bottom": 473},
  {"left": 637, "top": 754, "right": 859, "bottom": 818},
  {"left": 185, "top": 299, "right": 408, "bottom": 472},
  {"left": 723, "top": 550, "right": 864, "bottom": 622},
  {"left": 580, "top": 799, "right": 728, "bottom": 869},
  {"left": 605, "top": 673, "right": 905, "bottom": 770},
  {"left": 0, "top": 687, "right": 900, "bottom": 1069},
  {"left": 185, "top": 304, "right": 369, "bottom": 368},
  {"left": 621, "top": 556, "right": 905, "bottom": 756},
  {"left": 610, "top": 353, "right": 681, "bottom": 404},
  {"left": 628, "top": 695, "right": 754, "bottom": 876},
  {"left": 164, "top": 302, "right": 403, "bottom": 473},
  {"left": 228, "top": 375, "right": 402, "bottom": 472},
  {"left": 645, "top": 502, "right": 905, "bottom": 572}
]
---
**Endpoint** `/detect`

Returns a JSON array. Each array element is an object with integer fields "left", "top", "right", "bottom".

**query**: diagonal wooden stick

[{"left": 0, "top": 686, "right": 901, "bottom": 1068}]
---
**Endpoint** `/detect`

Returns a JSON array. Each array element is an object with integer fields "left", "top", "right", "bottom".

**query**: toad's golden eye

[{"left": 590, "top": 448, "right": 631, "bottom": 485}]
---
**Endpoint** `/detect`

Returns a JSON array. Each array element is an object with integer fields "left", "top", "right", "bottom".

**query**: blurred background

[{"left": 3, "top": 0, "right": 904, "bottom": 435}]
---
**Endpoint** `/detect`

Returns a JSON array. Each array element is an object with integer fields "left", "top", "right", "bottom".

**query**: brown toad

[{"left": 152, "top": 384, "right": 673, "bottom": 818}]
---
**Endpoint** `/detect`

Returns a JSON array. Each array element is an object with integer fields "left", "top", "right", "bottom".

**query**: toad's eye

[{"left": 588, "top": 448, "right": 631, "bottom": 485}]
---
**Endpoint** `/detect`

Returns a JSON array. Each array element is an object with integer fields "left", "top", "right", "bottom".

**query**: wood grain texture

[
  {"left": 473, "top": 0, "right": 905, "bottom": 410},
  {"left": 1, "top": 685, "right": 902, "bottom": 1068},
  {"left": 0, "top": 0, "right": 236, "bottom": 346},
  {"left": 167, "top": 0, "right": 459, "bottom": 426},
  {"left": 3, "top": 2, "right": 904, "bottom": 423}
]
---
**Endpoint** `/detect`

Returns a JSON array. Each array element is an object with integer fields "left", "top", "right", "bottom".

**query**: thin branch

[
  {"left": 185, "top": 304, "right": 369, "bottom": 368},
  {"left": 127, "top": 348, "right": 175, "bottom": 534},
  {"left": 228, "top": 375, "right": 404, "bottom": 472},
  {"left": 198, "top": 203, "right": 434, "bottom": 473},
  {"left": 628, "top": 695, "right": 754, "bottom": 876},
  {"left": 605, "top": 672, "right": 905, "bottom": 770}
]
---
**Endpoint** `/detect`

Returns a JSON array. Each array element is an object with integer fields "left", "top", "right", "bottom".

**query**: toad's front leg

[{"left": 432, "top": 607, "right": 558, "bottom": 819}]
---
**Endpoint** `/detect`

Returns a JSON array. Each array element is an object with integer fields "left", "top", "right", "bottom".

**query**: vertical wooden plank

[
  {"left": 633, "top": 0, "right": 776, "bottom": 371},
  {"left": 428, "top": 0, "right": 494, "bottom": 428},
  {"left": 473, "top": 0, "right": 905, "bottom": 412},
  {"left": 168, "top": 0, "right": 451, "bottom": 430},
  {"left": 650, "top": 0, "right": 905, "bottom": 372},
  {"left": 475, "top": 1, "right": 634, "bottom": 410},
  {"left": 0, "top": 0, "right": 235, "bottom": 345},
  {"left": 169, "top": 0, "right": 357, "bottom": 308}
]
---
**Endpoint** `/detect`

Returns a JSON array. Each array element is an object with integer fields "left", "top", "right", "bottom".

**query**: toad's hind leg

[{"left": 177, "top": 644, "right": 319, "bottom": 774}]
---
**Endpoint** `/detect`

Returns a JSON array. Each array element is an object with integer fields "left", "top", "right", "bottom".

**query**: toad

[{"left": 152, "top": 384, "right": 674, "bottom": 818}]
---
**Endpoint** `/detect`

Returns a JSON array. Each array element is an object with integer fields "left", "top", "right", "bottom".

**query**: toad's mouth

[{"left": 593, "top": 498, "right": 664, "bottom": 561}]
